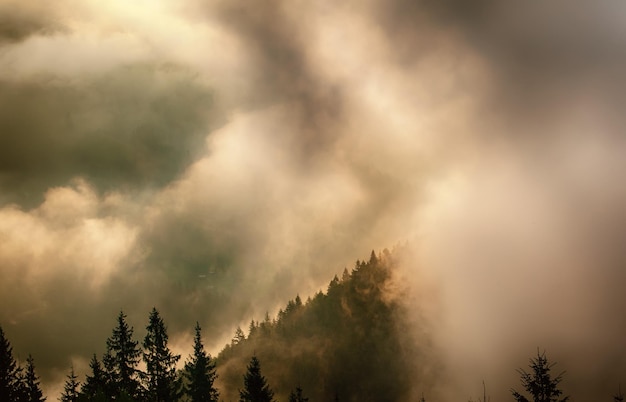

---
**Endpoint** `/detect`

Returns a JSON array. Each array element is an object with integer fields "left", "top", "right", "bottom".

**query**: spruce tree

[
  {"left": 288, "top": 386, "right": 308, "bottom": 402},
  {"left": 511, "top": 351, "right": 568, "bottom": 402},
  {"left": 80, "top": 354, "right": 107, "bottom": 401},
  {"left": 14, "top": 367, "right": 29, "bottom": 401},
  {"left": 248, "top": 320, "right": 258, "bottom": 338},
  {"left": 183, "top": 322, "right": 219, "bottom": 402},
  {"left": 60, "top": 366, "right": 80, "bottom": 402},
  {"left": 24, "top": 355, "right": 46, "bottom": 401},
  {"left": 239, "top": 356, "right": 274, "bottom": 402},
  {"left": 0, "top": 325, "right": 22, "bottom": 400},
  {"left": 103, "top": 311, "right": 142, "bottom": 400},
  {"left": 142, "top": 308, "right": 181, "bottom": 402},
  {"left": 231, "top": 327, "right": 246, "bottom": 346}
]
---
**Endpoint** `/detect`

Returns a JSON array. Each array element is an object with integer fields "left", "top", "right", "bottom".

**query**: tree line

[
  {"left": 2, "top": 248, "right": 411, "bottom": 401},
  {"left": 0, "top": 307, "right": 307, "bottom": 402},
  {"left": 1, "top": 249, "right": 624, "bottom": 401},
  {"left": 0, "top": 326, "right": 45, "bottom": 402},
  {"left": 216, "top": 249, "right": 421, "bottom": 401}
]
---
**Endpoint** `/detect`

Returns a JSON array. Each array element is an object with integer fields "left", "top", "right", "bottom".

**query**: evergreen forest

[{"left": 0, "top": 250, "right": 619, "bottom": 401}]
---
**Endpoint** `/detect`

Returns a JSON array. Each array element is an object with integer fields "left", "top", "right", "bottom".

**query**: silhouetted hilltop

[{"left": 215, "top": 249, "right": 429, "bottom": 402}]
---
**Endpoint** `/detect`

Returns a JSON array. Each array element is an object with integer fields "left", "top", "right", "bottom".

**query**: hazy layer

[{"left": 0, "top": 1, "right": 625, "bottom": 400}]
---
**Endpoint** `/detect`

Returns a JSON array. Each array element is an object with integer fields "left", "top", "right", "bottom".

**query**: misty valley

[{"left": 0, "top": 249, "right": 616, "bottom": 402}]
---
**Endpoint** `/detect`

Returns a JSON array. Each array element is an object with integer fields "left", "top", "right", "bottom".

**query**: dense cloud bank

[{"left": 1, "top": 1, "right": 625, "bottom": 399}]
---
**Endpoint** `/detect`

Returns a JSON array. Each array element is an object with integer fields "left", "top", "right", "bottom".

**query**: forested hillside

[
  {"left": 0, "top": 248, "right": 435, "bottom": 402},
  {"left": 0, "top": 248, "right": 597, "bottom": 401},
  {"left": 215, "top": 249, "right": 432, "bottom": 402}
]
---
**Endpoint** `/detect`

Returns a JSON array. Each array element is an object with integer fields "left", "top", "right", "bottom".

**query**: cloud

[
  {"left": 201, "top": 0, "right": 348, "bottom": 161},
  {"left": 0, "top": 64, "right": 218, "bottom": 207},
  {"left": 373, "top": 0, "right": 626, "bottom": 126},
  {"left": 1, "top": 1, "right": 626, "bottom": 400},
  {"left": 0, "top": 179, "right": 140, "bottom": 383},
  {"left": 0, "top": 1, "right": 65, "bottom": 44},
  {"left": 413, "top": 133, "right": 626, "bottom": 400}
]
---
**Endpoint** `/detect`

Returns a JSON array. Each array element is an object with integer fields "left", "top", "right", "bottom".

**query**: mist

[{"left": 1, "top": 0, "right": 625, "bottom": 400}]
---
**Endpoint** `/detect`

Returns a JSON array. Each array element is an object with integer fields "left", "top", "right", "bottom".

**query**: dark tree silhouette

[
  {"left": 248, "top": 320, "right": 258, "bottom": 338},
  {"left": 24, "top": 354, "right": 46, "bottom": 401},
  {"left": 288, "top": 386, "right": 309, "bottom": 402},
  {"left": 239, "top": 356, "right": 275, "bottom": 402},
  {"left": 232, "top": 327, "right": 246, "bottom": 346},
  {"left": 80, "top": 354, "right": 107, "bottom": 401},
  {"left": 103, "top": 311, "right": 142, "bottom": 400},
  {"left": 142, "top": 308, "right": 181, "bottom": 402},
  {"left": 60, "top": 366, "right": 80, "bottom": 402},
  {"left": 183, "top": 322, "right": 219, "bottom": 402},
  {"left": 0, "top": 325, "right": 23, "bottom": 401},
  {"left": 511, "top": 351, "right": 568, "bottom": 402},
  {"left": 369, "top": 249, "right": 378, "bottom": 264}
]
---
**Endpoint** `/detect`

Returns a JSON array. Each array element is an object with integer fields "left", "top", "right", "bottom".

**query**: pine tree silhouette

[
  {"left": 239, "top": 356, "right": 275, "bottom": 402},
  {"left": 511, "top": 350, "right": 568, "bottom": 402},
  {"left": 60, "top": 366, "right": 80, "bottom": 402},
  {"left": 24, "top": 355, "right": 46, "bottom": 401},
  {"left": 0, "top": 326, "right": 24, "bottom": 401},
  {"left": 80, "top": 354, "right": 107, "bottom": 401},
  {"left": 232, "top": 327, "right": 246, "bottom": 346},
  {"left": 103, "top": 311, "right": 141, "bottom": 399},
  {"left": 288, "top": 385, "right": 309, "bottom": 402},
  {"left": 142, "top": 308, "right": 181, "bottom": 401},
  {"left": 183, "top": 322, "right": 219, "bottom": 402}
]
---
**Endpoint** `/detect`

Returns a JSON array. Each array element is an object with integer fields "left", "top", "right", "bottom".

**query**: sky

[{"left": 1, "top": 0, "right": 626, "bottom": 400}]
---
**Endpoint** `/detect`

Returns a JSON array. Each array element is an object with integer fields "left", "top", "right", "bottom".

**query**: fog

[{"left": 1, "top": 0, "right": 625, "bottom": 400}]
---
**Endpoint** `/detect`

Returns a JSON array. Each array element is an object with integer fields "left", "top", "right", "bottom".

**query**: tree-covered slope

[{"left": 215, "top": 249, "right": 431, "bottom": 402}]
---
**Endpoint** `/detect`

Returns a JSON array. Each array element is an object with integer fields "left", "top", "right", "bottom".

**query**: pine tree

[
  {"left": 260, "top": 313, "right": 272, "bottom": 336},
  {"left": 369, "top": 249, "right": 378, "bottom": 265},
  {"left": 79, "top": 354, "right": 107, "bottom": 401},
  {"left": 0, "top": 325, "right": 23, "bottom": 400},
  {"left": 511, "top": 350, "right": 568, "bottom": 402},
  {"left": 103, "top": 311, "right": 142, "bottom": 400},
  {"left": 232, "top": 327, "right": 246, "bottom": 346},
  {"left": 80, "top": 353, "right": 106, "bottom": 401},
  {"left": 24, "top": 355, "right": 46, "bottom": 401},
  {"left": 60, "top": 366, "right": 80, "bottom": 402},
  {"left": 12, "top": 365, "right": 30, "bottom": 402},
  {"left": 288, "top": 386, "right": 308, "bottom": 402},
  {"left": 183, "top": 322, "right": 219, "bottom": 402},
  {"left": 248, "top": 320, "right": 258, "bottom": 338},
  {"left": 239, "top": 356, "right": 274, "bottom": 402},
  {"left": 142, "top": 308, "right": 181, "bottom": 402},
  {"left": 341, "top": 267, "right": 350, "bottom": 282}
]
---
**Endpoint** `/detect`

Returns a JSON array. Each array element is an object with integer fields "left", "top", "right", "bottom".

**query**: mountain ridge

[{"left": 214, "top": 248, "right": 434, "bottom": 402}]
